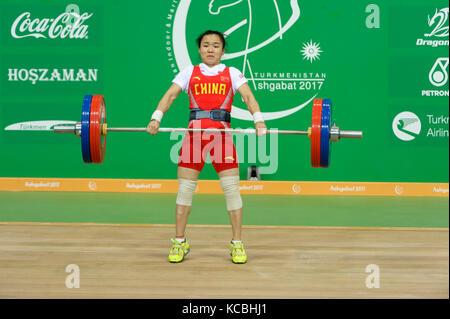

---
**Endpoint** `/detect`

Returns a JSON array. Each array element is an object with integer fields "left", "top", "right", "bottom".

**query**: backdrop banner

[{"left": 0, "top": 0, "right": 448, "bottom": 184}]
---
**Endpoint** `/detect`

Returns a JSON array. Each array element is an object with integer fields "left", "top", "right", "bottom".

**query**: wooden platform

[{"left": 0, "top": 223, "right": 448, "bottom": 298}]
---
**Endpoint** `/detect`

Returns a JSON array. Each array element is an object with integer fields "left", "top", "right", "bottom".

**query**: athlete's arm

[
  {"left": 146, "top": 83, "right": 183, "bottom": 135},
  {"left": 237, "top": 83, "right": 267, "bottom": 136}
]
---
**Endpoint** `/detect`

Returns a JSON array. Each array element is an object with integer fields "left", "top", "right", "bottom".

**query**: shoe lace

[
  {"left": 170, "top": 239, "right": 184, "bottom": 255},
  {"left": 232, "top": 243, "right": 245, "bottom": 256}
]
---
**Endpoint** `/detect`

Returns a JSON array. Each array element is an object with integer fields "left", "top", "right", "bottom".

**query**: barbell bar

[{"left": 53, "top": 124, "right": 362, "bottom": 138}]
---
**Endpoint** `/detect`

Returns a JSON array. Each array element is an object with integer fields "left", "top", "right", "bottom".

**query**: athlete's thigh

[
  {"left": 178, "top": 131, "right": 205, "bottom": 172},
  {"left": 212, "top": 132, "right": 239, "bottom": 174}
]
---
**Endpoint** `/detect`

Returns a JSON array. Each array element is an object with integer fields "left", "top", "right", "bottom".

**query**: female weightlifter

[{"left": 146, "top": 30, "right": 267, "bottom": 264}]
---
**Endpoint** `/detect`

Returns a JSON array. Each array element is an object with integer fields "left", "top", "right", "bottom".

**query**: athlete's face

[{"left": 199, "top": 34, "right": 225, "bottom": 67}]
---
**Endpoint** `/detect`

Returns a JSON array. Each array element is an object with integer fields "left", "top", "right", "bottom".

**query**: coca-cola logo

[{"left": 11, "top": 11, "right": 93, "bottom": 39}]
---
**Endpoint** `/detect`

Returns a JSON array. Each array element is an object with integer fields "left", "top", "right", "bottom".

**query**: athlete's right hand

[{"left": 146, "top": 120, "right": 160, "bottom": 135}]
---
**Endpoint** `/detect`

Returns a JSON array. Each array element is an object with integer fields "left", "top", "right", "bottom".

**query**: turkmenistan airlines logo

[
  {"left": 166, "top": 0, "right": 325, "bottom": 121},
  {"left": 392, "top": 112, "right": 421, "bottom": 141}
]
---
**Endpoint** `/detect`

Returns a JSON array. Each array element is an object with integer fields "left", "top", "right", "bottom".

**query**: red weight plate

[
  {"left": 311, "top": 99, "right": 323, "bottom": 167},
  {"left": 89, "top": 95, "right": 102, "bottom": 163},
  {"left": 98, "top": 95, "right": 106, "bottom": 163}
]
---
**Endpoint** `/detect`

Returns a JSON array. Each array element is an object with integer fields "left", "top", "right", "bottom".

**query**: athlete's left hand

[{"left": 255, "top": 122, "right": 267, "bottom": 137}]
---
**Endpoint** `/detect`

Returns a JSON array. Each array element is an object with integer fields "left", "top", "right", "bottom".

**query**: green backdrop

[{"left": 0, "top": 0, "right": 448, "bottom": 182}]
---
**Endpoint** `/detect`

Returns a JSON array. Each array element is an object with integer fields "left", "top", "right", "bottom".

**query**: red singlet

[{"left": 178, "top": 65, "right": 239, "bottom": 173}]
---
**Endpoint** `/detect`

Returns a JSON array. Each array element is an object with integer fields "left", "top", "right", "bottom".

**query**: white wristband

[
  {"left": 151, "top": 110, "right": 163, "bottom": 123},
  {"left": 253, "top": 112, "right": 264, "bottom": 124}
]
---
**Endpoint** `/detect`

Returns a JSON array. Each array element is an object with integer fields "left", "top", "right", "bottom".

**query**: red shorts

[{"left": 178, "top": 119, "right": 238, "bottom": 173}]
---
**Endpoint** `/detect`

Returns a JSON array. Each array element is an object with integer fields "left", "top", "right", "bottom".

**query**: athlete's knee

[
  {"left": 219, "top": 175, "right": 242, "bottom": 211},
  {"left": 176, "top": 178, "right": 198, "bottom": 206}
]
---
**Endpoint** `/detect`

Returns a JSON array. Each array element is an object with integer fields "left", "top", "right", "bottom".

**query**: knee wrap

[
  {"left": 176, "top": 179, "right": 197, "bottom": 206},
  {"left": 219, "top": 175, "right": 242, "bottom": 211}
]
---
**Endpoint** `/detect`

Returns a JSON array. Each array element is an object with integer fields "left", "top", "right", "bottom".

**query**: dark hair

[{"left": 196, "top": 30, "right": 226, "bottom": 49}]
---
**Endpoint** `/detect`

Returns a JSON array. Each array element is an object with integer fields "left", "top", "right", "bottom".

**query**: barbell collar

[
  {"left": 54, "top": 124, "right": 77, "bottom": 134},
  {"left": 330, "top": 125, "right": 340, "bottom": 142}
]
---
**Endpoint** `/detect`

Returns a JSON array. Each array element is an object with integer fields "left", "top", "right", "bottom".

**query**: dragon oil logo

[
  {"left": 416, "top": 7, "right": 449, "bottom": 47},
  {"left": 165, "top": 0, "right": 326, "bottom": 121},
  {"left": 425, "top": 8, "right": 449, "bottom": 38}
]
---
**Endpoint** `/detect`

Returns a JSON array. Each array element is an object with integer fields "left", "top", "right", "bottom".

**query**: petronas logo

[{"left": 429, "top": 57, "right": 449, "bottom": 87}]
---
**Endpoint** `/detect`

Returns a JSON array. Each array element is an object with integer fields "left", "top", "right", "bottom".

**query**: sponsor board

[
  {"left": 392, "top": 110, "right": 449, "bottom": 142},
  {"left": 0, "top": 178, "right": 447, "bottom": 197},
  {"left": 389, "top": 56, "right": 449, "bottom": 99}
]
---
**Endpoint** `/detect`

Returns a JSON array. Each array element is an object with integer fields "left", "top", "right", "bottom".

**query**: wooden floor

[{"left": 0, "top": 223, "right": 448, "bottom": 298}]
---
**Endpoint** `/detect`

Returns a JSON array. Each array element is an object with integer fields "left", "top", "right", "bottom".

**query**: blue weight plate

[
  {"left": 326, "top": 99, "right": 332, "bottom": 166},
  {"left": 81, "top": 95, "right": 93, "bottom": 163},
  {"left": 320, "top": 99, "right": 331, "bottom": 168},
  {"left": 323, "top": 99, "right": 332, "bottom": 167}
]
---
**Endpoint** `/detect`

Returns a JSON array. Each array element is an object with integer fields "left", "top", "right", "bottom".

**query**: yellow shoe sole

[
  {"left": 169, "top": 248, "right": 190, "bottom": 263},
  {"left": 230, "top": 253, "right": 247, "bottom": 264}
]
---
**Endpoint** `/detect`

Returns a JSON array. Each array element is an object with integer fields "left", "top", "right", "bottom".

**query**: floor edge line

[{"left": 0, "top": 221, "right": 447, "bottom": 231}]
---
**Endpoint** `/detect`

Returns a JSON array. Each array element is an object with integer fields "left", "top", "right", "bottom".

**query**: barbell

[{"left": 6, "top": 94, "right": 363, "bottom": 167}]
